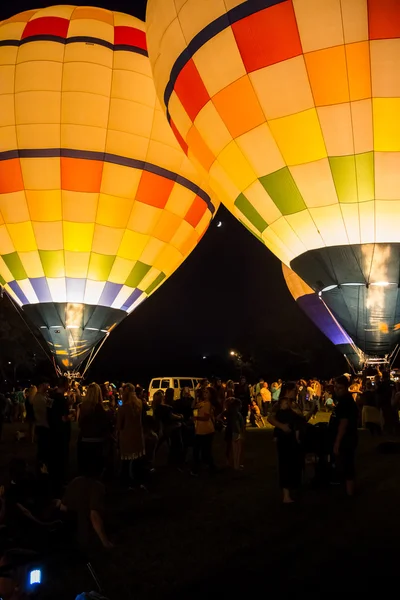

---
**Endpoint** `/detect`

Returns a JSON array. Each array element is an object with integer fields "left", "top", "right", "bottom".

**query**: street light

[{"left": 229, "top": 350, "right": 244, "bottom": 376}]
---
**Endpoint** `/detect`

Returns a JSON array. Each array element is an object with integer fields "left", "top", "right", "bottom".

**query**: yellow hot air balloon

[
  {"left": 0, "top": 6, "right": 217, "bottom": 372},
  {"left": 146, "top": 0, "right": 400, "bottom": 360}
]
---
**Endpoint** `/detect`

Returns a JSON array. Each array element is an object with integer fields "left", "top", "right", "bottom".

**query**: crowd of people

[{"left": 0, "top": 369, "right": 399, "bottom": 557}]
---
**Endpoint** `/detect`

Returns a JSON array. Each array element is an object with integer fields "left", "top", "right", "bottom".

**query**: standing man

[
  {"left": 213, "top": 378, "right": 226, "bottom": 414},
  {"left": 331, "top": 376, "right": 358, "bottom": 497},
  {"left": 377, "top": 371, "right": 396, "bottom": 433},
  {"left": 260, "top": 382, "right": 272, "bottom": 416},
  {"left": 49, "top": 377, "right": 71, "bottom": 491},
  {"left": 15, "top": 387, "right": 25, "bottom": 422},
  {"left": 271, "top": 379, "right": 282, "bottom": 405},
  {"left": 235, "top": 376, "right": 251, "bottom": 425},
  {"left": 32, "top": 379, "right": 50, "bottom": 468},
  {"left": 297, "top": 380, "right": 307, "bottom": 412}
]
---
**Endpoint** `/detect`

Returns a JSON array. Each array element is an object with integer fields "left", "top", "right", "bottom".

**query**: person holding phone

[{"left": 0, "top": 550, "right": 41, "bottom": 600}]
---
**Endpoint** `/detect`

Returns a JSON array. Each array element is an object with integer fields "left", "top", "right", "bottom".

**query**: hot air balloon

[
  {"left": 282, "top": 264, "right": 363, "bottom": 370},
  {"left": 0, "top": 6, "right": 217, "bottom": 373},
  {"left": 146, "top": 0, "right": 400, "bottom": 361}
]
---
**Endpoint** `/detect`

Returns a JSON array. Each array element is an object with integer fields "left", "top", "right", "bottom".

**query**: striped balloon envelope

[
  {"left": 282, "top": 264, "right": 363, "bottom": 369},
  {"left": 0, "top": 6, "right": 217, "bottom": 372},
  {"left": 146, "top": 0, "right": 400, "bottom": 359}
]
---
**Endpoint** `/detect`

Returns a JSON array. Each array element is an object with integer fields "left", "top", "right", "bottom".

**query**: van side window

[
  {"left": 161, "top": 380, "right": 169, "bottom": 389},
  {"left": 180, "top": 379, "right": 192, "bottom": 389},
  {"left": 152, "top": 380, "right": 160, "bottom": 388},
  {"left": 173, "top": 379, "right": 179, "bottom": 388}
]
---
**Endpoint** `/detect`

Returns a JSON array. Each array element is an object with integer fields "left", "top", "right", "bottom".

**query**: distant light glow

[
  {"left": 370, "top": 281, "right": 394, "bottom": 287},
  {"left": 216, "top": 221, "right": 222, "bottom": 228},
  {"left": 66, "top": 303, "right": 84, "bottom": 329},
  {"left": 29, "top": 570, "right": 41, "bottom": 585}
]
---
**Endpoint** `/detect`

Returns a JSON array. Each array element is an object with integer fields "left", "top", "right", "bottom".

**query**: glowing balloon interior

[
  {"left": 146, "top": 0, "right": 400, "bottom": 357},
  {"left": 0, "top": 6, "right": 216, "bottom": 371}
]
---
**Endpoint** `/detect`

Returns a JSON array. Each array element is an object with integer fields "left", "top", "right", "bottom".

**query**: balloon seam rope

[
  {"left": 389, "top": 344, "right": 400, "bottom": 369},
  {"left": 81, "top": 332, "right": 109, "bottom": 378},
  {"left": 59, "top": 8, "right": 69, "bottom": 296},
  {"left": 340, "top": 284, "right": 361, "bottom": 357},
  {"left": 338, "top": 0, "right": 366, "bottom": 277},
  {"left": 319, "top": 294, "right": 363, "bottom": 361},
  {"left": 344, "top": 353, "right": 356, "bottom": 375},
  {"left": 82, "top": 345, "right": 96, "bottom": 376}
]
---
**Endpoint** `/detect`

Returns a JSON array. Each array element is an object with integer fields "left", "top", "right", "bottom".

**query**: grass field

[{"left": 1, "top": 417, "right": 400, "bottom": 599}]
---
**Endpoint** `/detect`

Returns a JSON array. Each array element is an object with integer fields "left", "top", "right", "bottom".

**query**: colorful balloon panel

[
  {"left": 146, "top": 0, "right": 400, "bottom": 263},
  {"left": 282, "top": 264, "right": 362, "bottom": 368},
  {"left": 0, "top": 6, "right": 217, "bottom": 370},
  {"left": 146, "top": 0, "right": 400, "bottom": 357}
]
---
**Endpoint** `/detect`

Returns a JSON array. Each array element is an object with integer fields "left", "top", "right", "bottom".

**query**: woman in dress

[{"left": 117, "top": 383, "right": 145, "bottom": 489}]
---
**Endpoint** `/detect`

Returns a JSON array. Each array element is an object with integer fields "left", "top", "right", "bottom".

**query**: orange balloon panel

[{"left": 0, "top": 6, "right": 217, "bottom": 370}]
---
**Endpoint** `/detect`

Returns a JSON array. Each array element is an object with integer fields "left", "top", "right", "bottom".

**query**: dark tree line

[{"left": 0, "top": 292, "right": 50, "bottom": 388}]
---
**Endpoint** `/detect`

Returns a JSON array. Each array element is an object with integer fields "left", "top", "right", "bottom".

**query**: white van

[{"left": 148, "top": 377, "right": 202, "bottom": 403}]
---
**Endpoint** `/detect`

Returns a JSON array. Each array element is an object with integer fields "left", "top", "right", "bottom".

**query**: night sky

[{"left": 0, "top": 0, "right": 347, "bottom": 383}]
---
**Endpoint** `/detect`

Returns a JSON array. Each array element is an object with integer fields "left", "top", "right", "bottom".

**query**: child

[
  {"left": 323, "top": 385, "right": 334, "bottom": 412},
  {"left": 250, "top": 400, "right": 266, "bottom": 428}
]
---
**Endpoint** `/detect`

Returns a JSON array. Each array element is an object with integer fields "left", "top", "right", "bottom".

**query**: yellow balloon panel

[
  {"left": 0, "top": 6, "right": 217, "bottom": 310},
  {"left": 146, "top": 0, "right": 400, "bottom": 265},
  {"left": 282, "top": 263, "right": 313, "bottom": 301}
]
